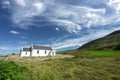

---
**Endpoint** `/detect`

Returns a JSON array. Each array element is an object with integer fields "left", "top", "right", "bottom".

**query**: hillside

[{"left": 78, "top": 30, "right": 120, "bottom": 50}]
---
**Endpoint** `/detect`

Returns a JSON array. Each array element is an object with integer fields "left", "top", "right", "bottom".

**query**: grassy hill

[{"left": 78, "top": 30, "right": 120, "bottom": 50}]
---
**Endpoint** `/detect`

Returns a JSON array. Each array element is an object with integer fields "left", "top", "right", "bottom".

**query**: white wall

[
  {"left": 31, "top": 49, "right": 56, "bottom": 56},
  {"left": 20, "top": 51, "right": 30, "bottom": 57},
  {"left": 20, "top": 49, "right": 56, "bottom": 57},
  {"left": 31, "top": 49, "right": 53, "bottom": 56},
  {"left": 51, "top": 50, "right": 56, "bottom": 56}
]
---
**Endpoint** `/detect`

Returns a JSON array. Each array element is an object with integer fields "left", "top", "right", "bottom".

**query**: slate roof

[
  {"left": 22, "top": 45, "right": 53, "bottom": 51},
  {"left": 32, "top": 45, "right": 52, "bottom": 50},
  {"left": 23, "top": 48, "right": 31, "bottom": 51}
]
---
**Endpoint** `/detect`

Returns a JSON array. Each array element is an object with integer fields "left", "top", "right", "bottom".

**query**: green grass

[
  {"left": 82, "top": 50, "right": 120, "bottom": 58},
  {"left": 14, "top": 50, "right": 120, "bottom": 80},
  {"left": 0, "top": 61, "right": 29, "bottom": 80}
]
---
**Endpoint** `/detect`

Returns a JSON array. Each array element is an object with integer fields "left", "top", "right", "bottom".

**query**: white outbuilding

[{"left": 20, "top": 45, "right": 56, "bottom": 57}]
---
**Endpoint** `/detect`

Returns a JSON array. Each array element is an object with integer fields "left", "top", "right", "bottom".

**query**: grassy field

[
  {"left": 82, "top": 50, "right": 120, "bottom": 58},
  {"left": 14, "top": 50, "right": 120, "bottom": 80}
]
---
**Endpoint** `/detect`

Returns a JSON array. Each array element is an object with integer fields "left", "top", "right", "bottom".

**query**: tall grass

[{"left": 16, "top": 50, "right": 120, "bottom": 80}]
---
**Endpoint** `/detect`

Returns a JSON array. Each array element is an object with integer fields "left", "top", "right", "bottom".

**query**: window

[
  {"left": 26, "top": 52, "right": 27, "bottom": 55},
  {"left": 52, "top": 52, "right": 54, "bottom": 56},
  {"left": 37, "top": 50, "right": 39, "bottom": 54},
  {"left": 45, "top": 50, "right": 46, "bottom": 54}
]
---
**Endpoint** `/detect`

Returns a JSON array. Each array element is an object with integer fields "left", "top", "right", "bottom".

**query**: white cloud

[
  {"left": 19, "top": 41, "right": 28, "bottom": 44},
  {"left": 108, "top": 0, "right": 120, "bottom": 5},
  {"left": 73, "top": 6, "right": 106, "bottom": 14},
  {"left": 12, "top": 0, "right": 45, "bottom": 25},
  {"left": 15, "top": 0, "right": 26, "bottom": 7},
  {"left": 2, "top": 1, "right": 10, "bottom": 5},
  {"left": 10, "top": 0, "right": 120, "bottom": 34},
  {"left": 86, "top": 13, "right": 98, "bottom": 18},
  {"left": 51, "top": 6, "right": 105, "bottom": 29},
  {"left": 10, "top": 30, "right": 20, "bottom": 35},
  {"left": 10, "top": 0, "right": 107, "bottom": 33},
  {"left": 52, "top": 19, "right": 82, "bottom": 34},
  {"left": 107, "top": 0, "right": 120, "bottom": 13},
  {"left": 86, "top": 21, "right": 93, "bottom": 28},
  {"left": 33, "top": 2, "right": 44, "bottom": 11},
  {"left": 0, "top": 46, "right": 19, "bottom": 51},
  {"left": 20, "top": 36, "right": 26, "bottom": 39},
  {"left": 55, "top": 28, "right": 59, "bottom": 31},
  {"left": 0, "top": 47, "right": 9, "bottom": 50},
  {"left": 2, "top": 1, "right": 10, "bottom": 8},
  {"left": 0, "top": 46, "right": 20, "bottom": 54}
]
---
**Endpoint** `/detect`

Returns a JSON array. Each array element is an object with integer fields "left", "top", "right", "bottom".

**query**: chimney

[
  {"left": 31, "top": 44, "right": 33, "bottom": 49},
  {"left": 21, "top": 46, "right": 23, "bottom": 51}
]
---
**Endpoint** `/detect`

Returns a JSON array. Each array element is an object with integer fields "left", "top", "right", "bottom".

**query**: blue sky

[{"left": 0, "top": 0, "right": 120, "bottom": 54}]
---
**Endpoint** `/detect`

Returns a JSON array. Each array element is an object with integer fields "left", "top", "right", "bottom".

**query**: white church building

[{"left": 20, "top": 45, "right": 56, "bottom": 57}]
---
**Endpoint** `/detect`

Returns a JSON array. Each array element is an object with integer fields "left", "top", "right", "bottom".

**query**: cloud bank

[
  {"left": 8, "top": 0, "right": 119, "bottom": 32},
  {"left": 1, "top": 0, "right": 120, "bottom": 52}
]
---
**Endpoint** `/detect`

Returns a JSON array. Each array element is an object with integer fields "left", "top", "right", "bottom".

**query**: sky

[{"left": 0, "top": 0, "right": 120, "bottom": 54}]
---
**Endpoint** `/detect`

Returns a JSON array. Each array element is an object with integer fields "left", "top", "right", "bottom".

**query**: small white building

[{"left": 20, "top": 45, "right": 56, "bottom": 57}]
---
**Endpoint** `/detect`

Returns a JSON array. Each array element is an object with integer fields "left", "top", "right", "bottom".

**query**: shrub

[
  {"left": 0, "top": 61, "right": 29, "bottom": 80},
  {"left": 63, "top": 53, "right": 66, "bottom": 55},
  {"left": 12, "top": 53, "right": 15, "bottom": 55}
]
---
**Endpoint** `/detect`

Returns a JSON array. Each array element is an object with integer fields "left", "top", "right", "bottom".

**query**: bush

[
  {"left": 63, "top": 53, "right": 66, "bottom": 55},
  {"left": 12, "top": 53, "right": 16, "bottom": 55},
  {"left": 0, "top": 61, "right": 29, "bottom": 80}
]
